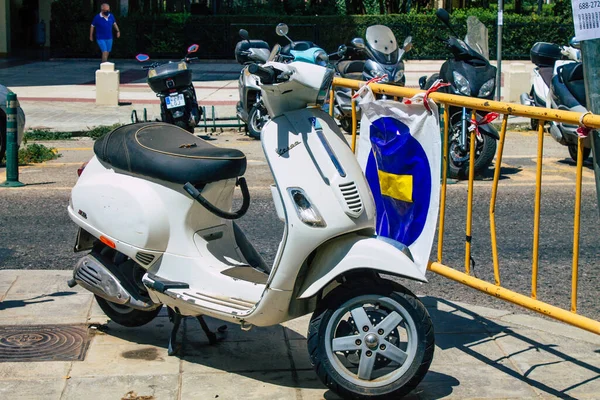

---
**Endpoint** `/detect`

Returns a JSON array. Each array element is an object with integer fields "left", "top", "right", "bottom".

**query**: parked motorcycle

[
  {"left": 419, "top": 9, "right": 499, "bottom": 179},
  {"left": 334, "top": 26, "right": 413, "bottom": 133},
  {"left": 519, "top": 41, "right": 590, "bottom": 162},
  {"left": 235, "top": 29, "right": 271, "bottom": 139},
  {"left": 67, "top": 39, "right": 435, "bottom": 399},
  {"left": 135, "top": 44, "right": 202, "bottom": 133}
]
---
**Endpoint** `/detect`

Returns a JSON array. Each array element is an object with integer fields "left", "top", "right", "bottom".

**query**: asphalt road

[{"left": 1, "top": 129, "right": 599, "bottom": 321}]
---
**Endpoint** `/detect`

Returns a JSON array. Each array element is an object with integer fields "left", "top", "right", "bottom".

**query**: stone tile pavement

[{"left": 1, "top": 270, "right": 599, "bottom": 399}]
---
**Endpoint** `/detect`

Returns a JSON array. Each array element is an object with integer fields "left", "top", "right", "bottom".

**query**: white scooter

[
  {"left": 67, "top": 44, "right": 434, "bottom": 399},
  {"left": 520, "top": 41, "right": 580, "bottom": 131}
]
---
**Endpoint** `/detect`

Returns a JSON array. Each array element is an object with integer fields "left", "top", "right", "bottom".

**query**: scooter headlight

[
  {"left": 393, "top": 69, "right": 404, "bottom": 83},
  {"left": 148, "top": 69, "right": 157, "bottom": 78},
  {"left": 369, "top": 68, "right": 389, "bottom": 82},
  {"left": 288, "top": 188, "right": 326, "bottom": 227},
  {"left": 478, "top": 78, "right": 495, "bottom": 98},
  {"left": 314, "top": 50, "right": 329, "bottom": 67},
  {"left": 177, "top": 61, "right": 188, "bottom": 71},
  {"left": 452, "top": 71, "right": 471, "bottom": 96}
]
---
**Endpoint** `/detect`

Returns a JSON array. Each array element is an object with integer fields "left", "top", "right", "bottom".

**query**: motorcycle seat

[
  {"left": 94, "top": 123, "right": 246, "bottom": 185},
  {"left": 281, "top": 41, "right": 318, "bottom": 55},
  {"left": 558, "top": 63, "right": 586, "bottom": 107},
  {"left": 336, "top": 60, "right": 365, "bottom": 80}
]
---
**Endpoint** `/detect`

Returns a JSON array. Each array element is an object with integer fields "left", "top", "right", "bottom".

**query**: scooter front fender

[
  {"left": 478, "top": 121, "right": 500, "bottom": 140},
  {"left": 297, "top": 233, "right": 426, "bottom": 300}
]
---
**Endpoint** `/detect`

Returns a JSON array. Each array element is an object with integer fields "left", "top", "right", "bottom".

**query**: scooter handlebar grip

[{"left": 248, "top": 64, "right": 275, "bottom": 84}]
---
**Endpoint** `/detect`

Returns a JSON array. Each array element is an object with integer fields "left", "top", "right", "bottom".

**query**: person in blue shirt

[{"left": 89, "top": 3, "right": 121, "bottom": 63}]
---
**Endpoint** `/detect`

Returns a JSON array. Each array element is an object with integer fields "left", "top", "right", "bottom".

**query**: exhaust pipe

[
  {"left": 72, "top": 255, "right": 157, "bottom": 310},
  {"left": 548, "top": 121, "right": 566, "bottom": 144},
  {"left": 520, "top": 93, "right": 534, "bottom": 106}
]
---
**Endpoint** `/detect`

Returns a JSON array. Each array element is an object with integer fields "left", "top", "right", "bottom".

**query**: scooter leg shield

[{"left": 296, "top": 234, "right": 426, "bottom": 300}]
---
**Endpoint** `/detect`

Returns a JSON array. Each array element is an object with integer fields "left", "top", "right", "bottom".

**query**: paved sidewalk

[{"left": 1, "top": 270, "right": 599, "bottom": 399}]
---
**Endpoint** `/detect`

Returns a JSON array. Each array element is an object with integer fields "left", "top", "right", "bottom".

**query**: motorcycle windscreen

[
  {"left": 464, "top": 16, "right": 489, "bottom": 60},
  {"left": 365, "top": 25, "right": 399, "bottom": 64}
]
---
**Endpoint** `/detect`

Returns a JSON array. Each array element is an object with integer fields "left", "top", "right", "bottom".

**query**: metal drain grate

[{"left": 0, "top": 325, "right": 90, "bottom": 362}]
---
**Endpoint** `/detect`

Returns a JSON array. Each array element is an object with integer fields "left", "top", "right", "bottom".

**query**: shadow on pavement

[
  {"left": 0, "top": 291, "right": 77, "bottom": 310},
  {"left": 425, "top": 296, "right": 600, "bottom": 400}
]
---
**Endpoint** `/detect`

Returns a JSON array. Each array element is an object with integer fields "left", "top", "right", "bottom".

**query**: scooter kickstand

[
  {"left": 196, "top": 315, "right": 227, "bottom": 345},
  {"left": 167, "top": 307, "right": 183, "bottom": 356}
]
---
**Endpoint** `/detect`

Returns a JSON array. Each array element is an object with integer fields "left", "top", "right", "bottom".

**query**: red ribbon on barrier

[
  {"left": 422, "top": 79, "right": 451, "bottom": 113},
  {"left": 469, "top": 112, "right": 500, "bottom": 140}
]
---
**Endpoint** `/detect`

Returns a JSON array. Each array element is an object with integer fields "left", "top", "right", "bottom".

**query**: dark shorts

[{"left": 97, "top": 39, "right": 113, "bottom": 52}]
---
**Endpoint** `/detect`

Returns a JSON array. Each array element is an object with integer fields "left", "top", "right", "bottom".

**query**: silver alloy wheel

[
  {"left": 249, "top": 106, "right": 268, "bottom": 133},
  {"left": 324, "top": 294, "right": 418, "bottom": 388}
]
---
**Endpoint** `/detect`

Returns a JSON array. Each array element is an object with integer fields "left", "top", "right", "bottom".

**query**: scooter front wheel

[{"left": 307, "top": 280, "right": 434, "bottom": 399}]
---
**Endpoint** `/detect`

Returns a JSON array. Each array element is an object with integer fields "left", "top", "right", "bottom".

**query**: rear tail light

[{"left": 77, "top": 162, "right": 89, "bottom": 177}]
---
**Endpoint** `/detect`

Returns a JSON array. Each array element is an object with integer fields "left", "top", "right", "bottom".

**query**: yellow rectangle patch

[{"left": 378, "top": 170, "right": 413, "bottom": 203}]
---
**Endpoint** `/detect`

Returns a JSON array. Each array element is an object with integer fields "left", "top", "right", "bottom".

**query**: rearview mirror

[
  {"left": 435, "top": 8, "right": 451, "bottom": 26},
  {"left": 276, "top": 23, "right": 289, "bottom": 37},
  {"left": 351, "top": 38, "right": 365, "bottom": 49},
  {"left": 239, "top": 29, "right": 250, "bottom": 41},
  {"left": 569, "top": 37, "right": 581, "bottom": 49},
  {"left": 403, "top": 36, "right": 413, "bottom": 51},
  {"left": 187, "top": 44, "right": 199, "bottom": 54},
  {"left": 136, "top": 54, "right": 150, "bottom": 62},
  {"left": 337, "top": 44, "right": 347, "bottom": 56}
]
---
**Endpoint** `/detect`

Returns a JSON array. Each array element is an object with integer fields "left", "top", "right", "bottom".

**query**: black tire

[
  {"left": 568, "top": 144, "right": 591, "bottom": 163},
  {"left": 0, "top": 111, "right": 6, "bottom": 163},
  {"left": 448, "top": 126, "right": 497, "bottom": 180},
  {"left": 307, "top": 279, "right": 434, "bottom": 400},
  {"left": 423, "top": 73, "right": 440, "bottom": 90},
  {"left": 247, "top": 103, "right": 268, "bottom": 139},
  {"left": 95, "top": 295, "right": 161, "bottom": 327},
  {"left": 530, "top": 118, "right": 539, "bottom": 131},
  {"left": 340, "top": 117, "right": 353, "bottom": 134},
  {"left": 175, "top": 120, "right": 194, "bottom": 134}
]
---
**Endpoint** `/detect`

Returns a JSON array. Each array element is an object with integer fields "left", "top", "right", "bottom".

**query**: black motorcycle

[
  {"left": 136, "top": 44, "right": 202, "bottom": 133},
  {"left": 419, "top": 9, "right": 499, "bottom": 179}
]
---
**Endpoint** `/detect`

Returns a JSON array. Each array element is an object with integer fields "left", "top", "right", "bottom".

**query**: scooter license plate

[{"left": 166, "top": 93, "right": 185, "bottom": 109}]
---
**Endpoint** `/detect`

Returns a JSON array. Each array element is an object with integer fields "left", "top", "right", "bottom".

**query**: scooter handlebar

[{"left": 248, "top": 64, "right": 276, "bottom": 84}]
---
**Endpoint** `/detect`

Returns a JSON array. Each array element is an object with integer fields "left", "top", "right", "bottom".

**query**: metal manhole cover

[{"left": 0, "top": 325, "right": 90, "bottom": 362}]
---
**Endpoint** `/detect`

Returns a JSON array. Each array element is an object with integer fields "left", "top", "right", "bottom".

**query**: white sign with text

[{"left": 572, "top": 0, "right": 600, "bottom": 40}]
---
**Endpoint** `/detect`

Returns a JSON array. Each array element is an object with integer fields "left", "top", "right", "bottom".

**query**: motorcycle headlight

[
  {"left": 314, "top": 50, "right": 329, "bottom": 67},
  {"left": 452, "top": 71, "right": 471, "bottom": 96},
  {"left": 177, "top": 62, "right": 188, "bottom": 71},
  {"left": 316, "top": 68, "right": 335, "bottom": 105},
  {"left": 148, "top": 69, "right": 157, "bottom": 78},
  {"left": 393, "top": 69, "right": 404, "bottom": 83},
  {"left": 478, "top": 78, "right": 495, "bottom": 98}
]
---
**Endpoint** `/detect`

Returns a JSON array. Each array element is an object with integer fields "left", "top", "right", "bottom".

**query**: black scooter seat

[
  {"left": 556, "top": 63, "right": 586, "bottom": 108},
  {"left": 94, "top": 123, "right": 246, "bottom": 185}
]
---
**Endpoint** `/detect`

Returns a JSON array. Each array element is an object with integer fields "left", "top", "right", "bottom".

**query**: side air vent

[
  {"left": 75, "top": 260, "right": 102, "bottom": 286},
  {"left": 135, "top": 252, "right": 156, "bottom": 266},
  {"left": 339, "top": 181, "right": 363, "bottom": 217}
]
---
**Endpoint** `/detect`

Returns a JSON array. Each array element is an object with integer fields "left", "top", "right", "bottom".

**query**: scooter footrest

[{"left": 144, "top": 273, "right": 190, "bottom": 293}]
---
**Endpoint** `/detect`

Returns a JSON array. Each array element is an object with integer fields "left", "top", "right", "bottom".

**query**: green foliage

[
  {"left": 25, "top": 129, "right": 73, "bottom": 141},
  {"left": 50, "top": 3, "right": 574, "bottom": 60},
  {"left": 17, "top": 144, "right": 60, "bottom": 165},
  {"left": 86, "top": 124, "right": 123, "bottom": 140}
]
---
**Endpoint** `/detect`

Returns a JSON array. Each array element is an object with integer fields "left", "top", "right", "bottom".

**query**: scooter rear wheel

[
  {"left": 568, "top": 144, "right": 591, "bottom": 163},
  {"left": 95, "top": 296, "right": 162, "bottom": 327},
  {"left": 307, "top": 279, "right": 434, "bottom": 399}
]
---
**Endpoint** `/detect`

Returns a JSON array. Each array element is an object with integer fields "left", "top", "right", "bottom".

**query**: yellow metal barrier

[{"left": 332, "top": 77, "right": 600, "bottom": 335}]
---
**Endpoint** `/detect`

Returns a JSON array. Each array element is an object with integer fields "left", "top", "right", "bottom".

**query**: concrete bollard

[
  {"left": 95, "top": 62, "right": 120, "bottom": 106},
  {"left": 1, "top": 92, "right": 25, "bottom": 187},
  {"left": 503, "top": 63, "right": 532, "bottom": 103}
]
